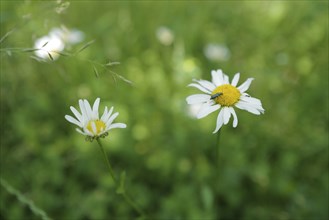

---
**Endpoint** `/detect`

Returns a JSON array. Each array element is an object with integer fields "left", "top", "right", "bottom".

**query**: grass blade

[
  {"left": 41, "top": 41, "right": 49, "bottom": 48},
  {"left": 74, "top": 40, "right": 95, "bottom": 55},
  {"left": 93, "top": 65, "right": 99, "bottom": 78},
  {"left": 47, "top": 52, "right": 54, "bottom": 61},
  {"left": 0, "top": 28, "right": 16, "bottom": 44},
  {"left": 105, "top": 61, "right": 120, "bottom": 66}
]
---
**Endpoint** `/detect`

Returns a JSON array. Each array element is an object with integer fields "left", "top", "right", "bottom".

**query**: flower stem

[
  {"left": 97, "top": 138, "right": 117, "bottom": 181},
  {"left": 96, "top": 138, "right": 146, "bottom": 218},
  {"left": 215, "top": 130, "right": 221, "bottom": 168}
]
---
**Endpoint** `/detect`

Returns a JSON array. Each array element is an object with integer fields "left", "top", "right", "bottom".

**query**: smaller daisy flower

[
  {"left": 34, "top": 35, "right": 65, "bottom": 60},
  {"left": 49, "top": 26, "right": 84, "bottom": 45},
  {"left": 65, "top": 98, "right": 126, "bottom": 141},
  {"left": 186, "top": 69, "right": 264, "bottom": 133}
]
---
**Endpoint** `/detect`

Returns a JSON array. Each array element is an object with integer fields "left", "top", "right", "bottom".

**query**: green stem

[
  {"left": 214, "top": 130, "right": 222, "bottom": 219},
  {"left": 215, "top": 130, "right": 221, "bottom": 169},
  {"left": 97, "top": 138, "right": 117, "bottom": 181},
  {"left": 96, "top": 138, "right": 145, "bottom": 218}
]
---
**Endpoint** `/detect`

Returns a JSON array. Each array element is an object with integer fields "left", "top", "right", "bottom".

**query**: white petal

[
  {"left": 223, "top": 107, "right": 231, "bottom": 125},
  {"left": 70, "top": 106, "right": 82, "bottom": 122},
  {"left": 229, "top": 107, "right": 238, "bottom": 127},
  {"left": 211, "top": 69, "right": 224, "bottom": 86},
  {"left": 235, "top": 101, "right": 261, "bottom": 115},
  {"left": 193, "top": 79, "right": 216, "bottom": 91},
  {"left": 188, "top": 83, "right": 212, "bottom": 94},
  {"left": 106, "top": 112, "right": 119, "bottom": 127},
  {"left": 76, "top": 128, "right": 87, "bottom": 135},
  {"left": 213, "top": 108, "right": 224, "bottom": 133},
  {"left": 82, "top": 127, "right": 94, "bottom": 136},
  {"left": 103, "top": 106, "right": 114, "bottom": 122},
  {"left": 231, "top": 73, "right": 240, "bottom": 87},
  {"left": 100, "top": 106, "right": 108, "bottom": 121},
  {"left": 65, "top": 115, "right": 82, "bottom": 127},
  {"left": 240, "top": 99, "right": 263, "bottom": 109},
  {"left": 211, "top": 70, "right": 221, "bottom": 86},
  {"left": 91, "top": 121, "right": 97, "bottom": 134},
  {"left": 81, "top": 114, "right": 88, "bottom": 127},
  {"left": 107, "top": 123, "right": 127, "bottom": 130},
  {"left": 240, "top": 95, "right": 263, "bottom": 108},
  {"left": 238, "top": 78, "right": 254, "bottom": 93},
  {"left": 108, "top": 106, "right": 114, "bottom": 116},
  {"left": 218, "top": 69, "right": 227, "bottom": 84},
  {"left": 223, "top": 75, "right": 229, "bottom": 84},
  {"left": 79, "top": 99, "right": 86, "bottom": 116},
  {"left": 79, "top": 99, "right": 88, "bottom": 124},
  {"left": 186, "top": 94, "right": 211, "bottom": 104},
  {"left": 259, "top": 108, "right": 265, "bottom": 114},
  {"left": 197, "top": 103, "right": 220, "bottom": 119},
  {"left": 238, "top": 94, "right": 265, "bottom": 113},
  {"left": 83, "top": 99, "right": 94, "bottom": 119},
  {"left": 92, "top": 98, "right": 100, "bottom": 119}
]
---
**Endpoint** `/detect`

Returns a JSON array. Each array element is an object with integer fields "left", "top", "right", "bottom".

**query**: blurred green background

[{"left": 1, "top": 1, "right": 328, "bottom": 220}]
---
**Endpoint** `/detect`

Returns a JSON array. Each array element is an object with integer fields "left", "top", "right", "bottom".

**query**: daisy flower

[
  {"left": 34, "top": 26, "right": 84, "bottom": 61},
  {"left": 34, "top": 35, "right": 65, "bottom": 60},
  {"left": 65, "top": 98, "right": 126, "bottom": 141},
  {"left": 186, "top": 69, "right": 264, "bottom": 133}
]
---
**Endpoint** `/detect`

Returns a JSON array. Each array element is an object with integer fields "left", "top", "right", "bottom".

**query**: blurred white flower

[
  {"left": 49, "top": 26, "right": 84, "bottom": 45},
  {"left": 33, "top": 35, "right": 65, "bottom": 60},
  {"left": 65, "top": 98, "right": 126, "bottom": 141},
  {"left": 156, "top": 26, "right": 174, "bottom": 46},
  {"left": 186, "top": 69, "right": 264, "bottom": 133},
  {"left": 34, "top": 26, "right": 84, "bottom": 60},
  {"left": 204, "top": 44, "right": 231, "bottom": 62}
]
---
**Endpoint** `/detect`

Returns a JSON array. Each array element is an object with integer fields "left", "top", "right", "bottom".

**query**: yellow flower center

[
  {"left": 211, "top": 84, "right": 241, "bottom": 106},
  {"left": 86, "top": 120, "right": 106, "bottom": 135}
]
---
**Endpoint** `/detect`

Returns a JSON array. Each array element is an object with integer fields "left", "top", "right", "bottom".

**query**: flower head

[
  {"left": 186, "top": 69, "right": 264, "bottom": 133},
  {"left": 34, "top": 35, "right": 65, "bottom": 60},
  {"left": 49, "top": 26, "right": 84, "bottom": 45},
  {"left": 34, "top": 26, "right": 84, "bottom": 61},
  {"left": 65, "top": 98, "right": 126, "bottom": 141}
]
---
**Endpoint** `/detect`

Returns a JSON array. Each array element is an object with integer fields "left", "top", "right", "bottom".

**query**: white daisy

[
  {"left": 65, "top": 98, "right": 126, "bottom": 140},
  {"left": 34, "top": 26, "right": 84, "bottom": 61},
  {"left": 186, "top": 69, "right": 264, "bottom": 133},
  {"left": 34, "top": 35, "right": 65, "bottom": 60},
  {"left": 49, "top": 26, "right": 84, "bottom": 45}
]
